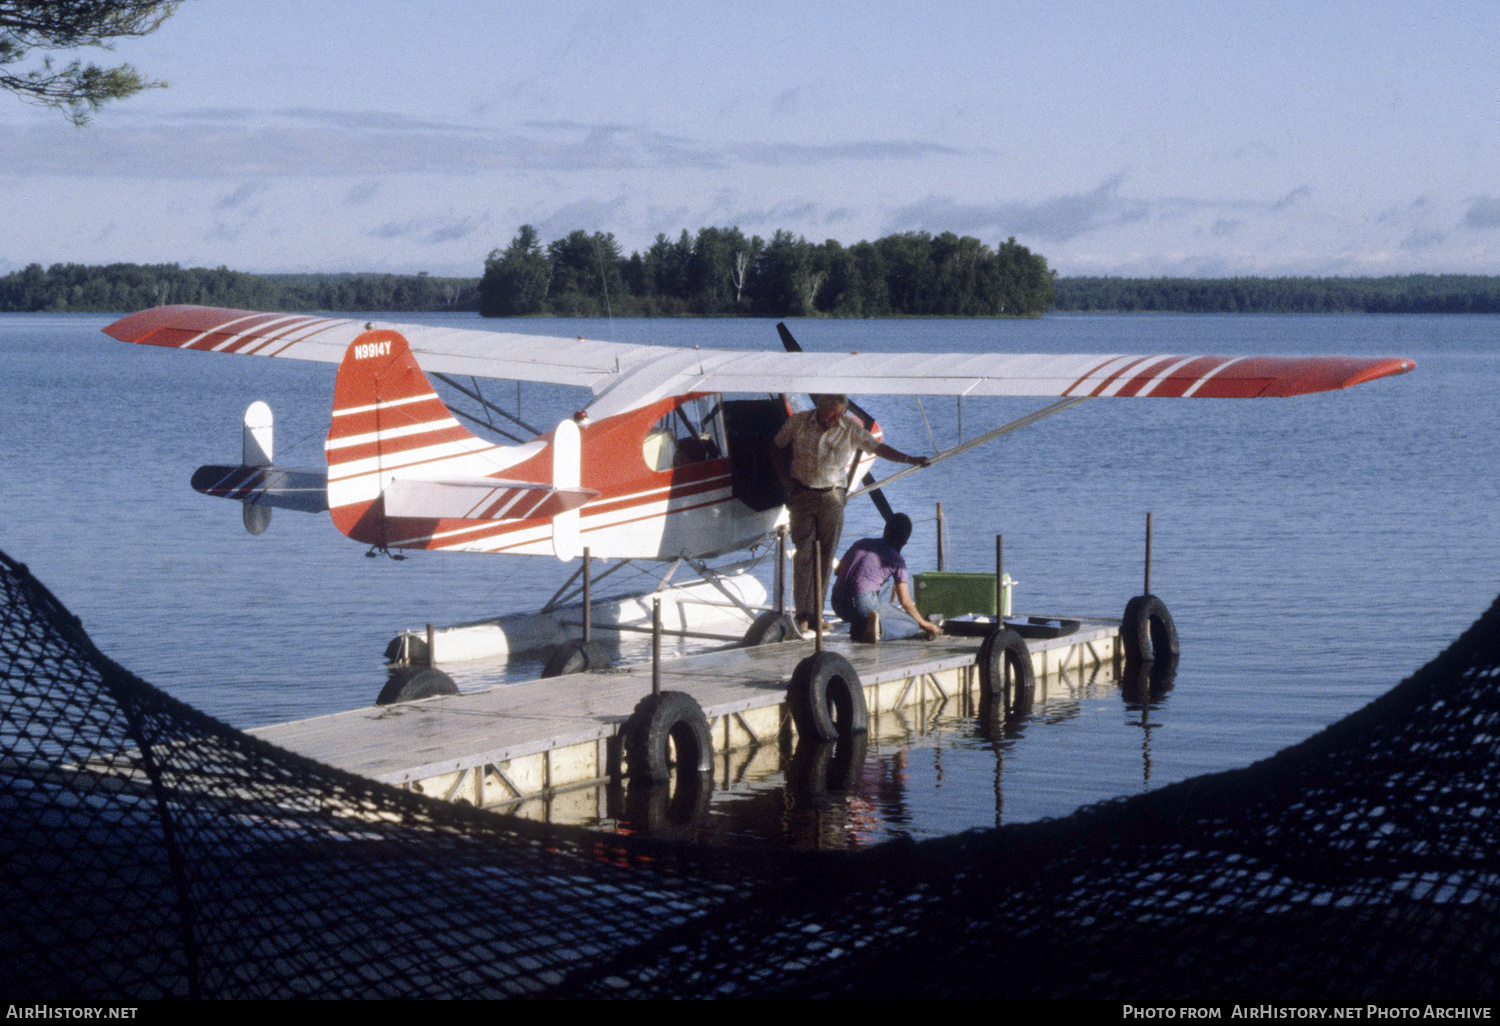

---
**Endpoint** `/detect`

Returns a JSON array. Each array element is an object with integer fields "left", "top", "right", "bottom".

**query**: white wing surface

[{"left": 105, "top": 305, "right": 1415, "bottom": 418}]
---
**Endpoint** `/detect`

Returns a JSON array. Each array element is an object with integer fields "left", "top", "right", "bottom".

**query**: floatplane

[{"left": 103, "top": 306, "right": 1414, "bottom": 698}]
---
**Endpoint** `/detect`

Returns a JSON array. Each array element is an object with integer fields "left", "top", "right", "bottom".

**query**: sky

[{"left": 1, "top": 0, "right": 1496, "bottom": 278}]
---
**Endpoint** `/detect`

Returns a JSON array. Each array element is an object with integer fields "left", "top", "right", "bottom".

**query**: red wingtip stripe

[
  {"left": 1111, "top": 356, "right": 1183, "bottom": 397},
  {"left": 1087, "top": 356, "right": 1157, "bottom": 397},
  {"left": 1063, "top": 355, "right": 1125, "bottom": 396},
  {"left": 1187, "top": 356, "right": 1417, "bottom": 398},
  {"left": 1259, "top": 356, "right": 1416, "bottom": 396},
  {"left": 103, "top": 305, "right": 347, "bottom": 352}
]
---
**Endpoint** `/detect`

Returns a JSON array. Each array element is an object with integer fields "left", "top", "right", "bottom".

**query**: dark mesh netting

[{"left": 3, "top": 546, "right": 1499, "bottom": 1000}]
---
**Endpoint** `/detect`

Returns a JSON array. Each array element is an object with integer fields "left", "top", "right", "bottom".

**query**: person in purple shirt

[{"left": 831, "top": 513, "right": 943, "bottom": 643}]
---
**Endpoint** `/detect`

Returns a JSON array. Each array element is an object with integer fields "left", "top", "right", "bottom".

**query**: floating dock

[{"left": 250, "top": 617, "right": 1122, "bottom": 821}]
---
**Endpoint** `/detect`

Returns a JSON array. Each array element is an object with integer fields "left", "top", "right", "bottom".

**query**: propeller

[{"left": 776, "top": 322, "right": 896, "bottom": 523}]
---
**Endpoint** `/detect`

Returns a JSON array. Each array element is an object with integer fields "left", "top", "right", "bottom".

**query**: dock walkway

[{"left": 250, "top": 618, "right": 1120, "bottom": 813}]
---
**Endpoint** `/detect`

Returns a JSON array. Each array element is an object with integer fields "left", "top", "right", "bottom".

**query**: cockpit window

[{"left": 642, "top": 396, "right": 727, "bottom": 471}]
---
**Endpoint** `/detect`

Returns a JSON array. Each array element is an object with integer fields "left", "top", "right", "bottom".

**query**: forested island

[
  {"left": 479, "top": 226, "right": 1055, "bottom": 317},
  {"left": 3, "top": 236, "right": 1497, "bottom": 317}
]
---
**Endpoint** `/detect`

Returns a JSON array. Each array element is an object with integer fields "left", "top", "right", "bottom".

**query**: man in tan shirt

[{"left": 773, "top": 393, "right": 929, "bottom": 632}]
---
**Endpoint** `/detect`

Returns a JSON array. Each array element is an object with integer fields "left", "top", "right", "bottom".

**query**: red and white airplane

[{"left": 103, "top": 305, "right": 1415, "bottom": 569}]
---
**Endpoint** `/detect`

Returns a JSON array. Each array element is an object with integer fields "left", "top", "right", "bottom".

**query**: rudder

[{"left": 323, "top": 329, "right": 503, "bottom": 542}]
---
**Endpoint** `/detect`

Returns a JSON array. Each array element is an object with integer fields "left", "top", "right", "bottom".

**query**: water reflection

[
  {"left": 611, "top": 772, "right": 714, "bottom": 841},
  {"left": 1120, "top": 655, "right": 1179, "bottom": 786},
  {"left": 586, "top": 656, "right": 1175, "bottom": 850}
]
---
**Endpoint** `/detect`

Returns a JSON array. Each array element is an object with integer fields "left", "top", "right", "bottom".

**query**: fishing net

[{"left": 2, "top": 546, "right": 1498, "bottom": 1000}]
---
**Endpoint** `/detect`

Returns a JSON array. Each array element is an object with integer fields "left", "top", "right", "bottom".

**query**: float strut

[
  {"left": 582, "top": 547, "right": 592, "bottom": 643},
  {"left": 775, "top": 526, "right": 787, "bottom": 615},
  {"left": 651, "top": 598, "right": 662, "bottom": 696}
]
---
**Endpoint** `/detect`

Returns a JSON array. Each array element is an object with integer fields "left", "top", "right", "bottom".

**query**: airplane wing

[{"left": 105, "top": 305, "right": 1415, "bottom": 420}]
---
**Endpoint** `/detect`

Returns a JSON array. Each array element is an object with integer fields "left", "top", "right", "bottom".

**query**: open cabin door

[{"left": 722, "top": 398, "right": 790, "bottom": 513}]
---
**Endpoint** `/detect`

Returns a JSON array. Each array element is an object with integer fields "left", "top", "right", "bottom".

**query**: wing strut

[
  {"left": 433, "top": 373, "right": 541, "bottom": 437},
  {"left": 848, "top": 396, "right": 1089, "bottom": 500}
]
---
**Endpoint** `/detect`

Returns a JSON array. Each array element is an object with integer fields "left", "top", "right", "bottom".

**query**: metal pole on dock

[
  {"left": 813, "top": 538, "right": 825, "bottom": 655},
  {"left": 426, "top": 624, "right": 436, "bottom": 667},
  {"left": 775, "top": 526, "right": 787, "bottom": 615},
  {"left": 582, "top": 547, "right": 592, "bottom": 643},
  {"left": 1144, "top": 512, "right": 1153, "bottom": 597},
  {"left": 994, "top": 535, "right": 1003, "bottom": 621},
  {"left": 651, "top": 598, "right": 662, "bottom": 695},
  {"left": 936, "top": 502, "right": 947, "bottom": 572}
]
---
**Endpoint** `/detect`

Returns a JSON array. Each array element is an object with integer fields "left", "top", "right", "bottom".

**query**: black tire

[
  {"left": 624, "top": 690, "right": 714, "bottom": 783},
  {"left": 1121, "top": 594, "right": 1180, "bottom": 663},
  {"left": 977, "top": 627, "right": 1035, "bottom": 714},
  {"left": 376, "top": 666, "right": 459, "bottom": 705},
  {"left": 741, "top": 610, "right": 799, "bottom": 646},
  {"left": 786, "top": 734, "right": 869, "bottom": 805},
  {"left": 787, "top": 651, "right": 868, "bottom": 741},
  {"left": 541, "top": 639, "right": 612, "bottom": 677}
]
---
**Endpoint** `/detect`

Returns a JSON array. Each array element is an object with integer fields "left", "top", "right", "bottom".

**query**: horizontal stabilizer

[
  {"left": 382, "top": 477, "right": 598, "bottom": 522},
  {"left": 191, "top": 465, "right": 329, "bottom": 513}
]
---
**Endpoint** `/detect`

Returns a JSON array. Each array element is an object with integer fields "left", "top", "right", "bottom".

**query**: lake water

[{"left": 2, "top": 311, "right": 1497, "bottom": 846}]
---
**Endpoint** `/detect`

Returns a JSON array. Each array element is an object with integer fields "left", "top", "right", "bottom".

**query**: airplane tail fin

[
  {"left": 323, "top": 329, "right": 595, "bottom": 549},
  {"left": 324, "top": 329, "right": 506, "bottom": 539}
]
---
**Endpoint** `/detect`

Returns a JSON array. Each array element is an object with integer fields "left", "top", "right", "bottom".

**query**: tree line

[
  {"left": 1055, "top": 275, "right": 1500, "bottom": 314},
  {"left": 7, "top": 257, "right": 1500, "bottom": 318},
  {"left": 479, "top": 226, "right": 1057, "bottom": 318},
  {"left": 0, "top": 262, "right": 480, "bottom": 313}
]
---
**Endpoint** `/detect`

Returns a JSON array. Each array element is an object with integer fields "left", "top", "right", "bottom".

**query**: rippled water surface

[{"left": 3, "top": 311, "right": 1497, "bottom": 847}]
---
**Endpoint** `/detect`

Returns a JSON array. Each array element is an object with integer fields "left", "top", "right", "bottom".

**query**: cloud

[
  {"left": 641, "top": 204, "right": 697, "bottom": 235},
  {"left": 1372, "top": 196, "right": 1448, "bottom": 251},
  {"left": 885, "top": 176, "right": 1150, "bottom": 242},
  {"left": 0, "top": 109, "right": 961, "bottom": 179},
  {"left": 217, "top": 182, "right": 268, "bottom": 210},
  {"left": 1464, "top": 197, "right": 1500, "bottom": 230},
  {"left": 1211, "top": 218, "right": 1242, "bottom": 238},
  {"left": 723, "top": 201, "right": 825, "bottom": 231},
  {"left": 345, "top": 181, "right": 379, "bottom": 205},
  {"left": 734, "top": 140, "right": 962, "bottom": 165},
  {"left": 1271, "top": 186, "right": 1311, "bottom": 211},
  {"left": 370, "top": 219, "right": 423, "bottom": 240},
  {"left": 527, "top": 197, "right": 631, "bottom": 241},
  {"left": 773, "top": 85, "right": 813, "bottom": 117},
  {"left": 162, "top": 107, "right": 471, "bottom": 133},
  {"left": 1377, "top": 196, "right": 1428, "bottom": 225},
  {"left": 425, "top": 216, "right": 482, "bottom": 244},
  {"left": 205, "top": 221, "right": 245, "bottom": 243},
  {"left": 368, "top": 214, "right": 486, "bottom": 245},
  {"left": 1400, "top": 227, "right": 1445, "bottom": 251}
]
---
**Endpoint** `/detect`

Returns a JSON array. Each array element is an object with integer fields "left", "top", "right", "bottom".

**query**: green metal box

[{"left": 913, "top": 571, "right": 998, "bottom": 618}]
